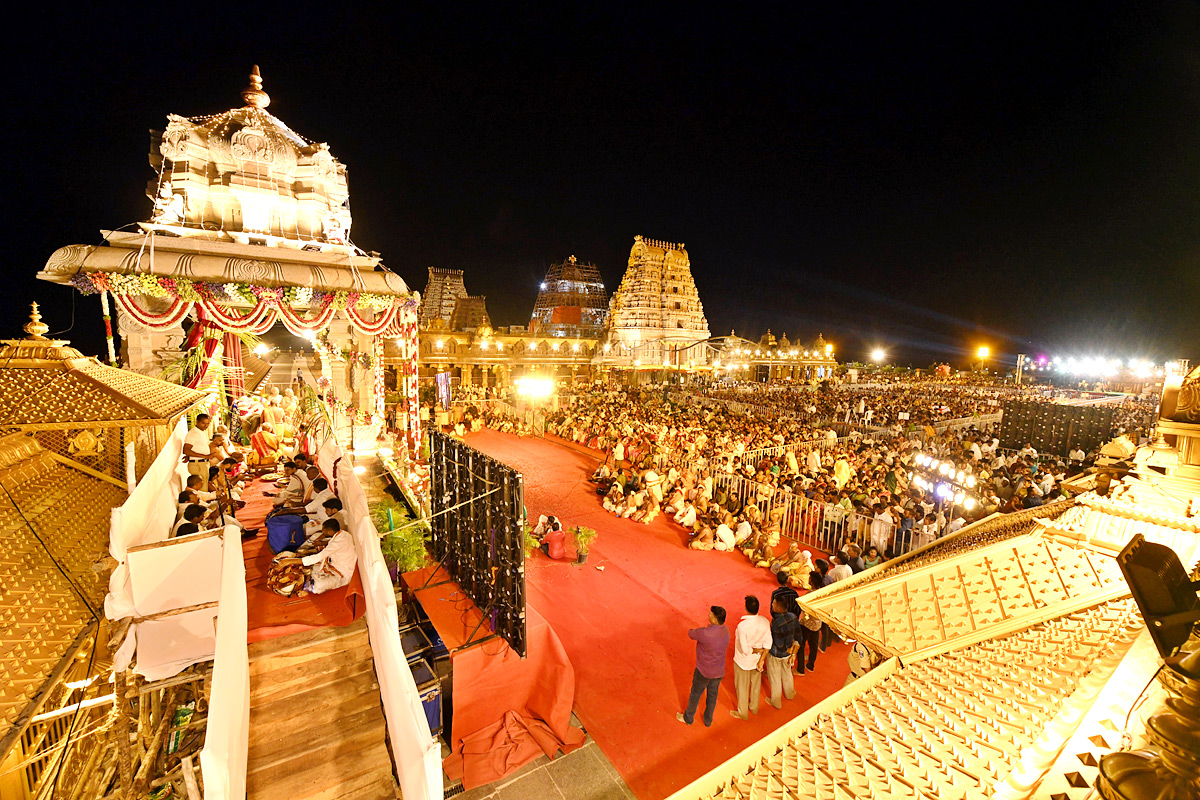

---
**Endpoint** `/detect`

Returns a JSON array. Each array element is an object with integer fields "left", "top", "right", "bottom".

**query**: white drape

[{"left": 317, "top": 440, "right": 442, "bottom": 800}]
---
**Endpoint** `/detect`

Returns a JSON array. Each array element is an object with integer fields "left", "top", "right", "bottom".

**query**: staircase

[{"left": 246, "top": 620, "right": 396, "bottom": 800}]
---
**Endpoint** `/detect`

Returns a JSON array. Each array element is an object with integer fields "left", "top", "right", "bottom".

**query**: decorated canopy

[{"left": 36, "top": 67, "right": 421, "bottom": 453}]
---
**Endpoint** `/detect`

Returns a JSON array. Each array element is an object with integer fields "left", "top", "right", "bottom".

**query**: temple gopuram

[
  {"left": 37, "top": 67, "right": 420, "bottom": 457},
  {"left": 602, "top": 235, "right": 711, "bottom": 369}
]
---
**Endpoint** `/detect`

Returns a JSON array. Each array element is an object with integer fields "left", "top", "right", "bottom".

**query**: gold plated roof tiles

[
  {"left": 0, "top": 337, "right": 204, "bottom": 429},
  {"left": 803, "top": 529, "right": 1125, "bottom": 659},
  {"left": 0, "top": 432, "right": 123, "bottom": 738}
]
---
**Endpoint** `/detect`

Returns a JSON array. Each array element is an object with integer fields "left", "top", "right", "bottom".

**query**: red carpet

[
  {"left": 463, "top": 429, "right": 852, "bottom": 800},
  {"left": 406, "top": 566, "right": 585, "bottom": 789},
  {"left": 237, "top": 477, "right": 365, "bottom": 643}
]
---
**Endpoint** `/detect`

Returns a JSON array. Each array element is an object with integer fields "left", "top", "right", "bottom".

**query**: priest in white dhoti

[{"left": 302, "top": 520, "right": 357, "bottom": 594}]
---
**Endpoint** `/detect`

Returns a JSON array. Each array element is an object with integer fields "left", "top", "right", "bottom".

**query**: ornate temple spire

[
  {"left": 241, "top": 65, "right": 270, "bottom": 109},
  {"left": 24, "top": 303, "right": 49, "bottom": 340}
]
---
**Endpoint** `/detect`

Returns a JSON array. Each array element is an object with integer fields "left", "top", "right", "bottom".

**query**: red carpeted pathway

[{"left": 462, "top": 429, "right": 851, "bottom": 800}]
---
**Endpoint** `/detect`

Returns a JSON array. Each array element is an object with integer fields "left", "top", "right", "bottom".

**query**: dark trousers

[
  {"left": 799, "top": 626, "right": 820, "bottom": 672},
  {"left": 683, "top": 668, "right": 721, "bottom": 726},
  {"left": 820, "top": 622, "right": 835, "bottom": 650}
]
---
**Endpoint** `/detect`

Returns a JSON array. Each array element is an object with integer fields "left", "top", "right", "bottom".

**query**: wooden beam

[{"left": 48, "top": 452, "right": 127, "bottom": 490}]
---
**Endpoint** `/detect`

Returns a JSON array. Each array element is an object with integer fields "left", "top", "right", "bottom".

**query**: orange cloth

[
  {"left": 405, "top": 568, "right": 584, "bottom": 789},
  {"left": 249, "top": 430, "right": 282, "bottom": 465}
]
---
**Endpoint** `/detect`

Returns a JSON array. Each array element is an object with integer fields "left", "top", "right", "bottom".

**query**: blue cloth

[{"left": 769, "top": 611, "right": 799, "bottom": 658}]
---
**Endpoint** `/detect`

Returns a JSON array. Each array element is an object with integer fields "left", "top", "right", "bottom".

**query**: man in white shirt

[
  {"left": 304, "top": 478, "right": 334, "bottom": 516},
  {"left": 713, "top": 521, "right": 735, "bottom": 551},
  {"left": 1019, "top": 443, "right": 1038, "bottom": 460},
  {"left": 298, "top": 520, "right": 357, "bottom": 594},
  {"left": 270, "top": 462, "right": 305, "bottom": 512},
  {"left": 806, "top": 447, "right": 822, "bottom": 476},
  {"left": 825, "top": 554, "right": 853, "bottom": 584},
  {"left": 182, "top": 414, "right": 213, "bottom": 490},
  {"left": 731, "top": 596, "right": 772, "bottom": 720},
  {"left": 674, "top": 500, "right": 697, "bottom": 530},
  {"left": 869, "top": 504, "right": 892, "bottom": 554}
]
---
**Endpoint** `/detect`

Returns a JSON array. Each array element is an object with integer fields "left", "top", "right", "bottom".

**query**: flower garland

[{"left": 71, "top": 271, "right": 416, "bottom": 335}]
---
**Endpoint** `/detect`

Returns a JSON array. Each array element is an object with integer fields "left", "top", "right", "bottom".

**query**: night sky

[{"left": 9, "top": 3, "right": 1200, "bottom": 367}]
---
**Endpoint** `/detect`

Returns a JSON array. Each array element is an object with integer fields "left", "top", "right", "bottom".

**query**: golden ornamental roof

[
  {"left": 0, "top": 432, "right": 122, "bottom": 742},
  {"left": 0, "top": 307, "right": 205, "bottom": 429}
]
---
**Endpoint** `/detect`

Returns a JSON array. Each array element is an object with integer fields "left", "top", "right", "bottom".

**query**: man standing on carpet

[
  {"left": 676, "top": 606, "right": 729, "bottom": 727},
  {"left": 762, "top": 595, "right": 800, "bottom": 709},
  {"left": 731, "top": 596, "right": 771, "bottom": 720}
]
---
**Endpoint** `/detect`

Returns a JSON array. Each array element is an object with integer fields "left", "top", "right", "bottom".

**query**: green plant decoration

[{"left": 573, "top": 525, "right": 598, "bottom": 555}]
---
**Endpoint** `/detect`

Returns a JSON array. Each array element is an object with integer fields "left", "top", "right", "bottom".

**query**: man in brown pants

[{"left": 731, "top": 595, "right": 772, "bottom": 720}]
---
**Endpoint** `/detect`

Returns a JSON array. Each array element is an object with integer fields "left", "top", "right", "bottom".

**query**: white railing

[{"left": 709, "top": 471, "right": 914, "bottom": 557}]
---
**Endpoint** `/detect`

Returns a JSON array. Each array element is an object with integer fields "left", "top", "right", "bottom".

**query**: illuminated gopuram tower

[{"left": 602, "top": 235, "right": 710, "bottom": 367}]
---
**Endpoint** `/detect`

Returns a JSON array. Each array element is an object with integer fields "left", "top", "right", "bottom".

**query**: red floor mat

[
  {"left": 238, "top": 477, "right": 364, "bottom": 643},
  {"left": 463, "top": 429, "right": 852, "bottom": 800}
]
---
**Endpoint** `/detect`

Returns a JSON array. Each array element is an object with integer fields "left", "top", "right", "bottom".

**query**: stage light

[
  {"left": 954, "top": 491, "right": 965, "bottom": 503},
  {"left": 936, "top": 483, "right": 952, "bottom": 499},
  {"left": 516, "top": 377, "right": 554, "bottom": 398},
  {"left": 966, "top": 475, "right": 976, "bottom": 488},
  {"left": 825, "top": 344, "right": 833, "bottom": 355},
  {"left": 871, "top": 348, "right": 886, "bottom": 363},
  {"left": 436, "top": 340, "right": 444, "bottom": 350},
  {"left": 253, "top": 343, "right": 270, "bottom": 356},
  {"left": 977, "top": 346, "right": 990, "bottom": 359},
  {"left": 964, "top": 498, "right": 976, "bottom": 510},
  {"left": 939, "top": 462, "right": 951, "bottom": 476},
  {"left": 955, "top": 470, "right": 964, "bottom": 482},
  {"left": 540, "top": 282, "right": 547, "bottom": 290}
]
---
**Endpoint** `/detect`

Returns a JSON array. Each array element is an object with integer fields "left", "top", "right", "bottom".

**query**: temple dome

[{"left": 147, "top": 67, "right": 353, "bottom": 246}]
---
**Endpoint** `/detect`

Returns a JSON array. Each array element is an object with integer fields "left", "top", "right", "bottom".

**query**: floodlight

[
  {"left": 516, "top": 377, "right": 554, "bottom": 399},
  {"left": 253, "top": 343, "right": 270, "bottom": 356}
]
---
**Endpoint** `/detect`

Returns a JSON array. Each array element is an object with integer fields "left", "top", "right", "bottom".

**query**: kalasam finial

[
  {"left": 242, "top": 65, "right": 270, "bottom": 109},
  {"left": 25, "top": 302, "right": 49, "bottom": 340}
]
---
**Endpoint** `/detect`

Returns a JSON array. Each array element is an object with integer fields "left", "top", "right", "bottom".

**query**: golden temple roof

[
  {"left": 0, "top": 431, "right": 123, "bottom": 745},
  {"left": 0, "top": 308, "right": 205, "bottom": 430}
]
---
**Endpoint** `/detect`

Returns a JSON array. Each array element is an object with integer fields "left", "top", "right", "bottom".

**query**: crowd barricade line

[{"left": 710, "top": 471, "right": 898, "bottom": 558}]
